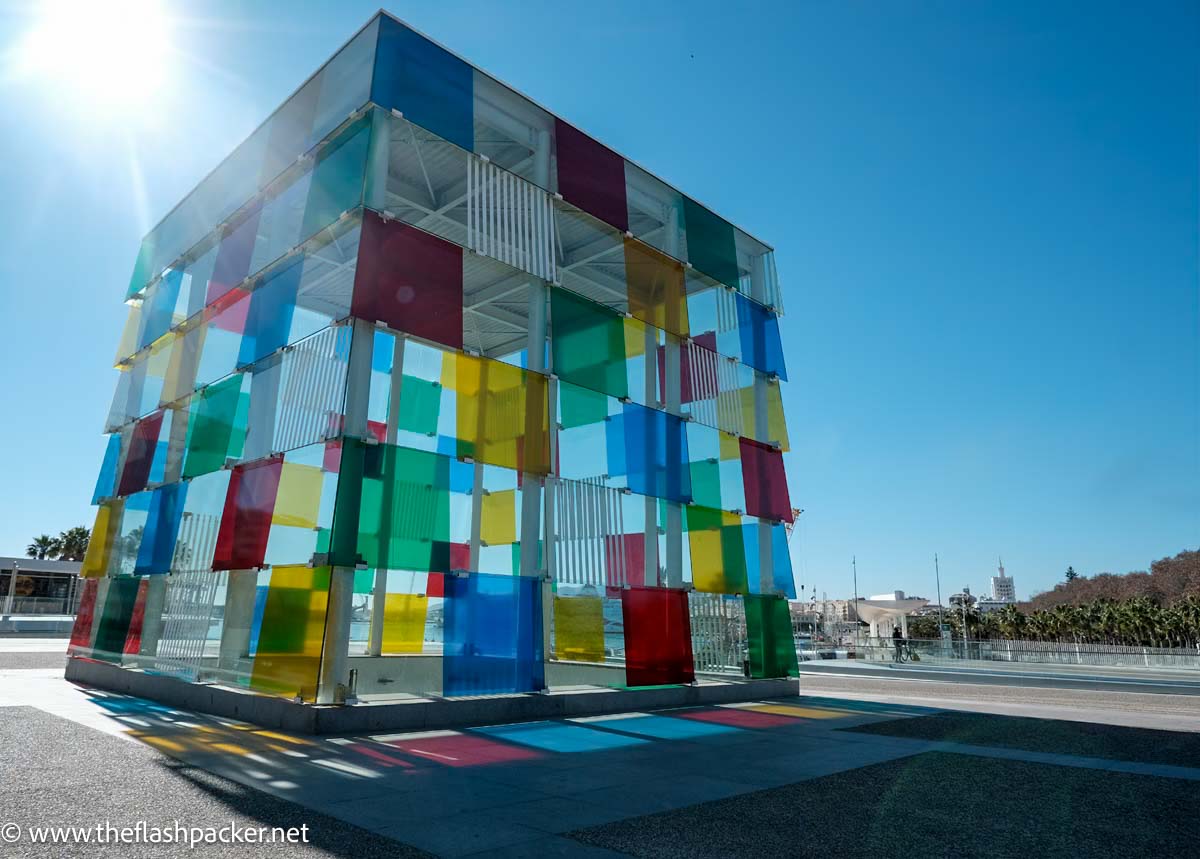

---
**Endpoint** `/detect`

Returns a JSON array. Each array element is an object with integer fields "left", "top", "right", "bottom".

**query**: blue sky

[{"left": 0, "top": 0, "right": 1195, "bottom": 602}]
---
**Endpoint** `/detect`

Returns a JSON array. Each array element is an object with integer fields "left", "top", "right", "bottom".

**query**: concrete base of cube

[{"left": 66, "top": 656, "right": 798, "bottom": 735}]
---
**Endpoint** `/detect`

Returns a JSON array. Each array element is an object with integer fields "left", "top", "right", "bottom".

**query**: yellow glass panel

[
  {"left": 554, "top": 595, "right": 605, "bottom": 662},
  {"left": 382, "top": 593, "right": 427, "bottom": 653},
  {"left": 250, "top": 565, "right": 330, "bottom": 702},
  {"left": 739, "top": 383, "right": 790, "bottom": 452},
  {"left": 623, "top": 315, "right": 647, "bottom": 359},
  {"left": 271, "top": 462, "right": 324, "bottom": 529},
  {"left": 452, "top": 352, "right": 550, "bottom": 473},
  {"left": 162, "top": 325, "right": 206, "bottom": 404},
  {"left": 481, "top": 489, "right": 517, "bottom": 546},
  {"left": 718, "top": 430, "right": 741, "bottom": 461},
  {"left": 114, "top": 304, "right": 143, "bottom": 365},
  {"left": 81, "top": 502, "right": 121, "bottom": 578},
  {"left": 688, "top": 529, "right": 725, "bottom": 592}
]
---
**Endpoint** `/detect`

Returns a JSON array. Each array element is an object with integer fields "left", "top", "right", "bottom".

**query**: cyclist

[{"left": 892, "top": 625, "right": 904, "bottom": 662}]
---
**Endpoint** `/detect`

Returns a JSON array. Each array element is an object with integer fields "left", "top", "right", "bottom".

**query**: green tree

[
  {"left": 1065, "top": 566, "right": 1078, "bottom": 582},
  {"left": 25, "top": 534, "right": 59, "bottom": 560}
]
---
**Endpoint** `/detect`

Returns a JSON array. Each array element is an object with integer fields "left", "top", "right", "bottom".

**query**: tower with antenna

[{"left": 991, "top": 557, "right": 1016, "bottom": 603}]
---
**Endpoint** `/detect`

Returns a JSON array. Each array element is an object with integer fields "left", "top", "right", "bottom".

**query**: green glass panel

[
  {"left": 719, "top": 522, "right": 748, "bottom": 591},
  {"left": 328, "top": 440, "right": 366, "bottom": 567},
  {"left": 181, "top": 374, "right": 244, "bottom": 479},
  {"left": 356, "top": 444, "right": 450, "bottom": 570},
  {"left": 683, "top": 197, "right": 739, "bottom": 289},
  {"left": 300, "top": 119, "right": 370, "bottom": 241},
  {"left": 353, "top": 568, "right": 375, "bottom": 594},
  {"left": 93, "top": 577, "right": 141, "bottom": 658},
  {"left": 689, "top": 459, "right": 722, "bottom": 510},
  {"left": 551, "top": 287, "right": 628, "bottom": 400},
  {"left": 559, "top": 382, "right": 608, "bottom": 430},
  {"left": 399, "top": 375, "right": 441, "bottom": 436},
  {"left": 226, "top": 390, "right": 251, "bottom": 459},
  {"left": 126, "top": 237, "right": 156, "bottom": 299},
  {"left": 745, "top": 594, "right": 798, "bottom": 678},
  {"left": 250, "top": 565, "right": 330, "bottom": 701}
]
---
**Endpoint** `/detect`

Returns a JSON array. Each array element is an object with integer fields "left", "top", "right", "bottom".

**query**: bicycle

[{"left": 893, "top": 641, "right": 918, "bottom": 663}]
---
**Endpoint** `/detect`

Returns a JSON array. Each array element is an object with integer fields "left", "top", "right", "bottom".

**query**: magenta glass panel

[
  {"left": 351, "top": 211, "right": 463, "bottom": 349},
  {"left": 116, "top": 410, "right": 164, "bottom": 497},
  {"left": 212, "top": 456, "right": 283, "bottom": 570},
  {"left": 554, "top": 119, "right": 628, "bottom": 232},
  {"left": 739, "top": 438, "right": 792, "bottom": 523}
]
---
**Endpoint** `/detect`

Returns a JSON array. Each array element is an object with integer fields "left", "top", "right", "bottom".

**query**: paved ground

[
  {"left": 2, "top": 638, "right": 1199, "bottom": 857},
  {"left": 569, "top": 752, "right": 1200, "bottom": 858}
]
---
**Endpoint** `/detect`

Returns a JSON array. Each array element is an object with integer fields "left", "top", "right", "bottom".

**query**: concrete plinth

[{"left": 65, "top": 657, "right": 799, "bottom": 735}]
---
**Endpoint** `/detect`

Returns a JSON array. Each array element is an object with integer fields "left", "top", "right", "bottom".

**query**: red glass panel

[
  {"left": 69, "top": 579, "right": 99, "bottom": 649},
  {"left": 739, "top": 438, "right": 793, "bottom": 523},
  {"left": 352, "top": 211, "right": 463, "bottom": 349},
  {"left": 122, "top": 578, "right": 150, "bottom": 655},
  {"left": 620, "top": 586, "right": 694, "bottom": 687},
  {"left": 427, "top": 572, "right": 446, "bottom": 598},
  {"left": 213, "top": 456, "right": 284, "bottom": 570},
  {"left": 554, "top": 119, "right": 628, "bottom": 232},
  {"left": 605, "top": 532, "right": 644, "bottom": 591},
  {"left": 117, "top": 411, "right": 164, "bottom": 497}
]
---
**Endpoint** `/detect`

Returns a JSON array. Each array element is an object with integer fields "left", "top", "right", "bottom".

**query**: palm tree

[
  {"left": 54, "top": 526, "right": 91, "bottom": 561},
  {"left": 26, "top": 535, "right": 59, "bottom": 560}
]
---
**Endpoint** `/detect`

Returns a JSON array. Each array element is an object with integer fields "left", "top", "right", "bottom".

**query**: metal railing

[{"left": 856, "top": 637, "right": 1200, "bottom": 671}]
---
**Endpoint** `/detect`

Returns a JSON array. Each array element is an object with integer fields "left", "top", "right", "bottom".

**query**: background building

[{"left": 67, "top": 12, "right": 796, "bottom": 704}]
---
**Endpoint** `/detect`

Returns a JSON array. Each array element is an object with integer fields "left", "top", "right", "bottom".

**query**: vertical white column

[
  {"left": 366, "top": 108, "right": 392, "bottom": 213},
  {"left": 217, "top": 569, "right": 258, "bottom": 672},
  {"left": 519, "top": 284, "right": 547, "bottom": 577},
  {"left": 317, "top": 318, "right": 374, "bottom": 704}
]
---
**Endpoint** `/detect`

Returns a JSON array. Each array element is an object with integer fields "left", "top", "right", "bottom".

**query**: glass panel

[
  {"left": 745, "top": 594, "right": 798, "bottom": 678},
  {"left": 93, "top": 576, "right": 143, "bottom": 660},
  {"left": 182, "top": 374, "right": 247, "bottom": 479},
  {"left": 81, "top": 501, "right": 120, "bottom": 578},
  {"left": 92, "top": 433, "right": 123, "bottom": 504},
  {"left": 553, "top": 594, "right": 605, "bottom": 663},
  {"left": 68, "top": 578, "right": 100, "bottom": 650},
  {"left": 623, "top": 238, "right": 688, "bottom": 338},
  {"left": 615, "top": 402, "right": 690, "bottom": 503},
  {"left": 735, "top": 294, "right": 787, "bottom": 380},
  {"left": 259, "top": 75, "right": 319, "bottom": 186},
  {"left": 117, "top": 411, "right": 164, "bottom": 496},
  {"left": 311, "top": 17, "right": 377, "bottom": 147},
  {"left": 271, "top": 462, "right": 324, "bottom": 529},
  {"left": 134, "top": 482, "right": 188, "bottom": 575},
  {"left": 249, "top": 564, "right": 329, "bottom": 701},
  {"left": 550, "top": 287, "right": 627, "bottom": 400},
  {"left": 683, "top": 196, "right": 738, "bottom": 289},
  {"left": 371, "top": 15, "right": 474, "bottom": 152},
  {"left": 620, "top": 586, "right": 694, "bottom": 687},
  {"left": 739, "top": 438, "right": 792, "bottom": 523},
  {"left": 443, "top": 572, "right": 544, "bottom": 696},
  {"left": 553, "top": 119, "right": 627, "bottom": 232},
  {"left": 206, "top": 204, "right": 263, "bottom": 306},
  {"left": 381, "top": 591, "right": 428, "bottom": 654},
  {"left": 300, "top": 118, "right": 370, "bottom": 239},
  {"left": 353, "top": 211, "right": 463, "bottom": 349},
  {"left": 238, "top": 258, "right": 302, "bottom": 367},
  {"left": 212, "top": 456, "right": 284, "bottom": 570},
  {"left": 138, "top": 269, "right": 184, "bottom": 350},
  {"left": 685, "top": 505, "right": 748, "bottom": 595}
]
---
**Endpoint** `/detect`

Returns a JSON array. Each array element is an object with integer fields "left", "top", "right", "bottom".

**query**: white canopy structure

[{"left": 854, "top": 596, "right": 929, "bottom": 639}]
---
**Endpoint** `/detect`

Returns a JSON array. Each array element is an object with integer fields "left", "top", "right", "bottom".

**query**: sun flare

[{"left": 12, "top": 0, "right": 173, "bottom": 116}]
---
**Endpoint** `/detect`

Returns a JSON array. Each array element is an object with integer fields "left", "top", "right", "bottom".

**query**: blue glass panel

[
  {"left": 604, "top": 411, "right": 627, "bottom": 478},
  {"left": 621, "top": 403, "right": 690, "bottom": 503},
  {"left": 448, "top": 458, "right": 474, "bottom": 494},
  {"left": 138, "top": 269, "right": 183, "bottom": 350},
  {"left": 248, "top": 584, "right": 269, "bottom": 656},
  {"left": 238, "top": 258, "right": 302, "bottom": 367},
  {"left": 371, "top": 16, "right": 473, "bottom": 151},
  {"left": 134, "top": 481, "right": 188, "bottom": 575},
  {"left": 443, "top": 572, "right": 544, "bottom": 696},
  {"left": 741, "top": 522, "right": 797, "bottom": 598},
  {"left": 474, "top": 721, "right": 648, "bottom": 752},
  {"left": 92, "top": 434, "right": 122, "bottom": 504},
  {"left": 735, "top": 295, "right": 787, "bottom": 381}
]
